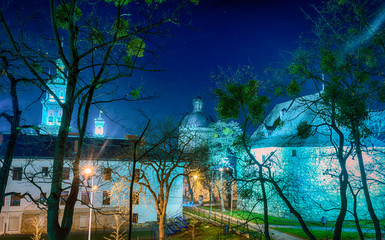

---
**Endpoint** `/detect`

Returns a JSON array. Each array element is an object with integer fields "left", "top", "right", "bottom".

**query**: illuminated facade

[
  {"left": 39, "top": 59, "right": 66, "bottom": 135},
  {"left": 238, "top": 92, "right": 385, "bottom": 221},
  {"left": 94, "top": 111, "right": 105, "bottom": 137}
]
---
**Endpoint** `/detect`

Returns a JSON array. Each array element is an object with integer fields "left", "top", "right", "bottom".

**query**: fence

[{"left": 183, "top": 207, "right": 263, "bottom": 239}]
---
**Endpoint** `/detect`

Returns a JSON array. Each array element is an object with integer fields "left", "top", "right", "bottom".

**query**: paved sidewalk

[
  {"left": 186, "top": 208, "right": 303, "bottom": 240},
  {"left": 188, "top": 207, "right": 385, "bottom": 240}
]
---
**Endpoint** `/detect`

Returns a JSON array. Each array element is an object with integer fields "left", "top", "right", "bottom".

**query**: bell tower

[
  {"left": 40, "top": 59, "right": 67, "bottom": 135},
  {"left": 94, "top": 111, "right": 105, "bottom": 137}
]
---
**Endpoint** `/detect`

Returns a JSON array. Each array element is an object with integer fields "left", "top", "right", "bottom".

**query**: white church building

[{"left": 0, "top": 60, "right": 183, "bottom": 235}]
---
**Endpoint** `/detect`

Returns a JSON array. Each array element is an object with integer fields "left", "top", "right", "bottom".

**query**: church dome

[{"left": 182, "top": 97, "right": 214, "bottom": 128}]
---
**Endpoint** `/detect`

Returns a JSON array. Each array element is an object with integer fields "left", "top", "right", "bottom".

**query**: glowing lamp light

[
  {"left": 193, "top": 175, "right": 198, "bottom": 180},
  {"left": 219, "top": 168, "right": 223, "bottom": 172},
  {"left": 84, "top": 168, "right": 92, "bottom": 174}
]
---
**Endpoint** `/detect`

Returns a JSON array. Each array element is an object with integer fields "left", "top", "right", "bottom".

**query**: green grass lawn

[
  {"left": 272, "top": 227, "right": 376, "bottom": 240},
  {"left": 170, "top": 218, "right": 251, "bottom": 240},
  {"left": 200, "top": 206, "right": 385, "bottom": 229}
]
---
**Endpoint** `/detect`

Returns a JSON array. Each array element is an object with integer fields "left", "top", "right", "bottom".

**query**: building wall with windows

[{"left": 0, "top": 135, "right": 184, "bottom": 234}]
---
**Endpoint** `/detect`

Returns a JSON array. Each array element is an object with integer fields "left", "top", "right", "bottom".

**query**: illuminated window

[
  {"left": 81, "top": 192, "right": 90, "bottom": 205},
  {"left": 12, "top": 167, "right": 22, "bottom": 180},
  {"left": 59, "top": 91, "right": 64, "bottom": 100},
  {"left": 60, "top": 191, "right": 69, "bottom": 205},
  {"left": 49, "top": 94, "right": 55, "bottom": 102},
  {"left": 133, "top": 192, "right": 139, "bottom": 205},
  {"left": 48, "top": 109, "right": 54, "bottom": 125},
  {"left": 10, "top": 193, "right": 21, "bottom": 206},
  {"left": 103, "top": 191, "right": 110, "bottom": 205},
  {"left": 95, "top": 125, "right": 103, "bottom": 136},
  {"left": 132, "top": 213, "right": 138, "bottom": 223},
  {"left": 57, "top": 109, "right": 63, "bottom": 125}
]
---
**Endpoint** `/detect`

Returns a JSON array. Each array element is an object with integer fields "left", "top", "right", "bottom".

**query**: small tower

[
  {"left": 40, "top": 59, "right": 67, "bottom": 135},
  {"left": 94, "top": 111, "right": 105, "bottom": 137},
  {"left": 193, "top": 97, "right": 203, "bottom": 112}
]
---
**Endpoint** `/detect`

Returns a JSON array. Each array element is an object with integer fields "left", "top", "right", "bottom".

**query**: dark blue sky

[{"left": 0, "top": 0, "right": 317, "bottom": 138}]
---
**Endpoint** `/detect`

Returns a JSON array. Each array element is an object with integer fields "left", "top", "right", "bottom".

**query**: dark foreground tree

[
  {"left": 213, "top": 67, "right": 316, "bottom": 240},
  {"left": 0, "top": 0, "right": 198, "bottom": 239},
  {"left": 289, "top": 1, "right": 385, "bottom": 239}
]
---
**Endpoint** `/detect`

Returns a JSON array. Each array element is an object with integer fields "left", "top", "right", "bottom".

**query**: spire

[{"left": 94, "top": 110, "right": 105, "bottom": 137}]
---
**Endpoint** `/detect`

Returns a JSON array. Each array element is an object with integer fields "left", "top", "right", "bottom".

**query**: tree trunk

[
  {"left": 158, "top": 212, "right": 166, "bottom": 240},
  {"left": 187, "top": 176, "right": 195, "bottom": 203},
  {"left": 269, "top": 180, "right": 316, "bottom": 240},
  {"left": 333, "top": 168, "right": 348, "bottom": 240},
  {"left": 349, "top": 185, "right": 364, "bottom": 240},
  {"left": 259, "top": 169, "right": 270, "bottom": 240},
  {"left": 0, "top": 78, "right": 21, "bottom": 214},
  {"left": 353, "top": 125, "right": 382, "bottom": 240}
]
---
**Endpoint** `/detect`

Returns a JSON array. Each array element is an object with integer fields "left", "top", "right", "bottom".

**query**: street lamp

[
  {"left": 84, "top": 166, "right": 96, "bottom": 240},
  {"left": 224, "top": 166, "right": 235, "bottom": 216}
]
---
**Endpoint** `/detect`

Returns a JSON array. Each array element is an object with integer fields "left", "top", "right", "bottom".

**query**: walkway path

[
  {"left": 186, "top": 207, "right": 385, "bottom": 240},
  {"left": 185, "top": 207, "right": 303, "bottom": 240}
]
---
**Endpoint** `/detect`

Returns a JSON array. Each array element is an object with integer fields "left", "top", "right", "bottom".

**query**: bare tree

[
  {"left": 0, "top": 1, "right": 198, "bottom": 239},
  {"left": 111, "top": 118, "right": 208, "bottom": 240}
]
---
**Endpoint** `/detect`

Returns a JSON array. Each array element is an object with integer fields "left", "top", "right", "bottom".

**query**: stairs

[{"left": 165, "top": 213, "right": 190, "bottom": 235}]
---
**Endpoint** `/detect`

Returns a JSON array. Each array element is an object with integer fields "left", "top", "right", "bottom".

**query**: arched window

[
  {"left": 57, "top": 109, "right": 63, "bottom": 125},
  {"left": 48, "top": 109, "right": 54, "bottom": 125},
  {"left": 59, "top": 91, "right": 64, "bottom": 102}
]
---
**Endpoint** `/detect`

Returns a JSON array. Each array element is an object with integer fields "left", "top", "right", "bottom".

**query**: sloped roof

[
  {"left": 0, "top": 134, "right": 134, "bottom": 160},
  {"left": 252, "top": 92, "right": 385, "bottom": 148}
]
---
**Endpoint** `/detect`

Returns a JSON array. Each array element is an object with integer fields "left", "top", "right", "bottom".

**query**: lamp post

[
  {"left": 224, "top": 166, "right": 235, "bottom": 216},
  {"left": 219, "top": 168, "right": 225, "bottom": 212},
  {"left": 84, "top": 167, "right": 96, "bottom": 240},
  {"left": 209, "top": 170, "right": 213, "bottom": 218}
]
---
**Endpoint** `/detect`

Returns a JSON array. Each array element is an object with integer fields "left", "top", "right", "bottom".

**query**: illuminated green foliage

[
  {"left": 89, "top": 28, "right": 104, "bottom": 44},
  {"left": 55, "top": 3, "right": 82, "bottom": 29},
  {"left": 111, "top": 19, "right": 130, "bottom": 37},
  {"left": 320, "top": 48, "right": 336, "bottom": 74},
  {"left": 296, "top": 121, "right": 312, "bottom": 139},
  {"left": 214, "top": 80, "right": 269, "bottom": 125},
  {"left": 286, "top": 79, "right": 301, "bottom": 98},
  {"left": 130, "top": 86, "right": 142, "bottom": 100},
  {"left": 126, "top": 37, "right": 145, "bottom": 57},
  {"left": 274, "top": 87, "right": 283, "bottom": 97},
  {"left": 105, "top": 0, "right": 133, "bottom": 6}
]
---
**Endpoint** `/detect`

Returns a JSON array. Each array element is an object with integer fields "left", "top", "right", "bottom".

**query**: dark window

[
  {"left": 103, "top": 191, "right": 110, "bottom": 205},
  {"left": 81, "top": 191, "right": 90, "bottom": 205},
  {"left": 10, "top": 193, "right": 21, "bottom": 206},
  {"left": 292, "top": 150, "right": 297, "bottom": 157},
  {"left": 42, "top": 167, "right": 49, "bottom": 177},
  {"left": 40, "top": 193, "right": 47, "bottom": 204},
  {"left": 133, "top": 192, "right": 139, "bottom": 205},
  {"left": 132, "top": 213, "right": 138, "bottom": 223},
  {"left": 103, "top": 168, "right": 112, "bottom": 181},
  {"left": 63, "top": 167, "right": 70, "bottom": 180},
  {"left": 60, "top": 191, "right": 69, "bottom": 205},
  {"left": 12, "top": 167, "right": 22, "bottom": 180}
]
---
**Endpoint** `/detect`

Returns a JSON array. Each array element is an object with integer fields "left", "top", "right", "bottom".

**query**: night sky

[{"left": 0, "top": 0, "right": 318, "bottom": 138}]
